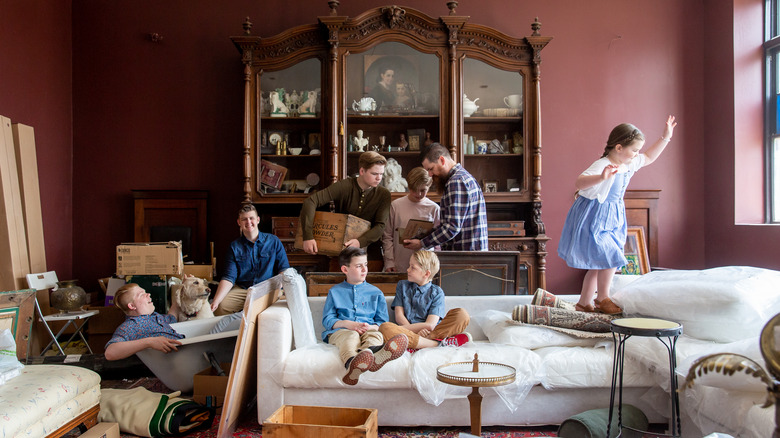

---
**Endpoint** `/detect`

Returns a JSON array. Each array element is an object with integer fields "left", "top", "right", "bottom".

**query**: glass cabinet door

[
  {"left": 462, "top": 57, "right": 526, "bottom": 198},
  {"left": 343, "top": 42, "right": 440, "bottom": 182},
  {"left": 257, "top": 58, "right": 324, "bottom": 198}
]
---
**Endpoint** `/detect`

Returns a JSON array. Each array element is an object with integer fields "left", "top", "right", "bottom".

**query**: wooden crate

[
  {"left": 305, "top": 271, "right": 406, "bottom": 296},
  {"left": 263, "top": 405, "right": 377, "bottom": 438},
  {"left": 294, "top": 212, "right": 370, "bottom": 256}
]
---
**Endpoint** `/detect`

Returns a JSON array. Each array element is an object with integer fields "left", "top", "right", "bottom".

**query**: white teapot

[
  {"left": 352, "top": 97, "right": 377, "bottom": 114},
  {"left": 463, "top": 94, "right": 479, "bottom": 117}
]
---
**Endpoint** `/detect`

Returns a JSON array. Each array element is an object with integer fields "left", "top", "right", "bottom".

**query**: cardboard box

[
  {"left": 293, "top": 212, "right": 370, "bottom": 256},
  {"left": 116, "top": 241, "right": 183, "bottom": 276},
  {"left": 85, "top": 305, "right": 126, "bottom": 334},
  {"left": 80, "top": 422, "right": 120, "bottom": 438},
  {"left": 263, "top": 405, "right": 378, "bottom": 438},
  {"left": 124, "top": 274, "right": 168, "bottom": 314},
  {"left": 104, "top": 277, "right": 126, "bottom": 306},
  {"left": 181, "top": 263, "right": 215, "bottom": 281},
  {"left": 193, "top": 362, "right": 231, "bottom": 413}
]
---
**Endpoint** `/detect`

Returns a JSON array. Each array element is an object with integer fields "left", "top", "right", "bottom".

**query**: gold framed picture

[
  {"left": 482, "top": 180, "right": 498, "bottom": 193},
  {"left": 620, "top": 226, "right": 651, "bottom": 275}
]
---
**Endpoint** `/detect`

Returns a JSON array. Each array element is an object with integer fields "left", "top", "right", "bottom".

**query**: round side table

[
  {"left": 607, "top": 317, "right": 683, "bottom": 438},
  {"left": 437, "top": 354, "right": 516, "bottom": 436}
]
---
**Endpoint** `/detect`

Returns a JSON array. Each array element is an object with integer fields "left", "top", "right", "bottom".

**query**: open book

[{"left": 398, "top": 219, "right": 434, "bottom": 244}]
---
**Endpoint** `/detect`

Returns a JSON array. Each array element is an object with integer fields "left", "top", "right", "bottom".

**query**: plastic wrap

[
  {"left": 473, "top": 310, "right": 606, "bottom": 349},
  {"left": 280, "top": 268, "right": 317, "bottom": 348},
  {"left": 611, "top": 266, "right": 780, "bottom": 342},
  {"left": 409, "top": 343, "right": 540, "bottom": 411},
  {"left": 0, "top": 329, "right": 23, "bottom": 385}
]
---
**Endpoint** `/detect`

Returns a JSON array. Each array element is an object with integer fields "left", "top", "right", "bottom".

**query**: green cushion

[{"left": 558, "top": 405, "right": 649, "bottom": 438}]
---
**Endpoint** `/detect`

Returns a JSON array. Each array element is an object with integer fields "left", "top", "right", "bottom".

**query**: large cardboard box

[
  {"left": 80, "top": 422, "right": 120, "bottom": 438},
  {"left": 293, "top": 212, "right": 370, "bottom": 256},
  {"left": 116, "top": 242, "right": 183, "bottom": 276},
  {"left": 193, "top": 362, "right": 231, "bottom": 413},
  {"left": 263, "top": 405, "right": 377, "bottom": 438}
]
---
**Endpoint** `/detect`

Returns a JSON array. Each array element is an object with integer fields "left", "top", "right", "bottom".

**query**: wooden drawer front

[
  {"left": 487, "top": 221, "right": 526, "bottom": 237},
  {"left": 274, "top": 227, "right": 298, "bottom": 240},
  {"left": 488, "top": 238, "right": 536, "bottom": 254},
  {"left": 272, "top": 217, "right": 299, "bottom": 229}
]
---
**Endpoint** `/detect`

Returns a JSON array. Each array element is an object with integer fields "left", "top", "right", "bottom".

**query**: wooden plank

[
  {"left": 0, "top": 116, "right": 30, "bottom": 291},
  {"left": 217, "top": 273, "right": 284, "bottom": 437},
  {"left": 12, "top": 123, "right": 47, "bottom": 274}
]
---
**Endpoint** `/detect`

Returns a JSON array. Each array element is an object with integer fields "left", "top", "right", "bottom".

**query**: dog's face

[{"left": 180, "top": 276, "right": 210, "bottom": 302}]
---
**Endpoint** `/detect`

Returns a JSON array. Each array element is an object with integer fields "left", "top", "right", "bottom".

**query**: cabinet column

[
  {"left": 320, "top": 17, "right": 346, "bottom": 185},
  {"left": 442, "top": 17, "right": 467, "bottom": 155}
]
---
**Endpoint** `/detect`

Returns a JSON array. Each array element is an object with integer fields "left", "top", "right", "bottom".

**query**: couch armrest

[{"left": 257, "top": 302, "right": 292, "bottom": 420}]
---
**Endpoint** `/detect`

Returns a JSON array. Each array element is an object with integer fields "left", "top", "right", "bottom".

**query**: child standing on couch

[
  {"left": 379, "top": 250, "right": 471, "bottom": 350},
  {"left": 322, "top": 247, "right": 409, "bottom": 385}
]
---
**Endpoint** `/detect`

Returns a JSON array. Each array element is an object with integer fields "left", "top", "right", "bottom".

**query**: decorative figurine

[
  {"left": 423, "top": 131, "right": 433, "bottom": 148},
  {"left": 398, "top": 133, "right": 408, "bottom": 151},
  {"left": 270, "top": 88, "right": 289, "bottom": 117},
  {"left": 354, "top": 130, "right": 369, "bottom": 152},
  {"left": 299, "top": 90, "right": 318, "bottom": 117},
  {"left": 381, "top": 158, "right": 408, "bottom": 192}
]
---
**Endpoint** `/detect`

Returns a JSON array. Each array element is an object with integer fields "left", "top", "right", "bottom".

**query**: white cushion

[
  {"left": 474, "top": 310, "right": 606, "bottom": 349},
  {"left": 611, "top": 267, "right": 780, "bottom": 342},
  {"left": 536, "top": 345, "right": 655, "bottom": 389}
]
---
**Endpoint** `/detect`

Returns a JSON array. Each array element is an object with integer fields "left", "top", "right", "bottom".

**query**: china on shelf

[
  {"left": 352, "top": 97, "right": 376, "bottom": 115},
  {"left": 463, "top": 94, "right": 479, "bottom": 117}
]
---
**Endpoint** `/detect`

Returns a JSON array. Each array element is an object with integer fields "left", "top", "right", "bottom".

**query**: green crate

[{"left": 124, "top": 274, "right": 169, "bottom": 314}]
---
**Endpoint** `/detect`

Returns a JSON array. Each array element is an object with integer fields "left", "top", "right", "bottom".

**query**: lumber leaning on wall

[
  {"left": 0, "top": 115, "right": 31, "bottom": 291},
  {"left": 12, "top": 123, "right": 46, "bottom": 276}
]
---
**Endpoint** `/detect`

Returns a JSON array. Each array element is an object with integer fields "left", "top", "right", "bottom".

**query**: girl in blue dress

[{"left": 558, "top": 116, "right": 677, "bottom": 314}]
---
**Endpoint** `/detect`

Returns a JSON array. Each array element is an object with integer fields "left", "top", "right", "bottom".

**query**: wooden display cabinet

[{"left": 231, "top": 3, "right": 552, "bottom": 290}]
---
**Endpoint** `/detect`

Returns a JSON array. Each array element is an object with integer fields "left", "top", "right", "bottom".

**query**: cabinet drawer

[
  {"left": 274, "top": 227, "right": 298, "bottom": 240},
  {"left": 272, "top": 217, "right": 299, "bottom": 229}
]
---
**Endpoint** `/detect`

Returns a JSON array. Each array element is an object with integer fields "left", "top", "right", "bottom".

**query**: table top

[
  {"left": 437, "top": 361, "right": 516, "bottom": 387},
  {"left": 611, "top": 317, "right": 682, "bottom": 337},
  {"left": 43, "top": 309, "right": 100, "bottom": 321}
]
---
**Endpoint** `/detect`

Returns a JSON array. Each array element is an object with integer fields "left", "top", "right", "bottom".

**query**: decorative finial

[
  {"left": 447, "top": 1, "right": 458, "bottom": 15},
  {"left": 472, "top": 353, "right": 479, "bottom": 372},
  {"left": 531, "top": 17, "right": 541, "bottom": 36},
  {"left": 328, "top": 0, "right": 340, "bottom": 16},
  {"left": 243, "top": 17, "right": 253, "bottom": 35},
  {"left": 148, "top": 33, "right": 163, "bottom": 43}
]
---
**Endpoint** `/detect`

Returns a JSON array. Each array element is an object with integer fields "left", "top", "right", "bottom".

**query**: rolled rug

[
  {"left": 530, "top": 288, "right": 576, "bottom": 310},
  {"left": 512, "top": 304, "right": 620, "bottom": 333}
]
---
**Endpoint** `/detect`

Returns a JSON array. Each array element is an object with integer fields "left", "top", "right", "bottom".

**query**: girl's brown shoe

[
  {"left": 575, "top": 302, "right": 596, "bottom": 313},
  {"left": 594, "top": 297, "right": 623, "bottom": 315}
]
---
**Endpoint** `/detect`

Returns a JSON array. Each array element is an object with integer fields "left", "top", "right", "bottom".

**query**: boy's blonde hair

[
  {"left": 412, "top": 250, "right": 440, "bottom": 277},
  {"left": 405, "top": 167, "right": 432, "bottom": 191},
  {"left": 114, "top": 283, "right": 140, "bottom": 314}
]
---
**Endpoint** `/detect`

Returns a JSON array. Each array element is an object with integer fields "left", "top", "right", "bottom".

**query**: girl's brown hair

[{"left": 601, "top": 123, "right": 644, "bottom": 158}]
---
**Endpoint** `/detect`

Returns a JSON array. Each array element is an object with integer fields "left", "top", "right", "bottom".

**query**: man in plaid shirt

[{"left": 404, "top": 143, "right": 488, "bottom": 251}]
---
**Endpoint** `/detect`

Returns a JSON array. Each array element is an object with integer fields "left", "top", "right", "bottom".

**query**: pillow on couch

[
  {"left": 611, "top": 266, "right": 780, "bottom": 342},
  {"left": 473, "top": 310, "right": 604, "bottom": 349}
]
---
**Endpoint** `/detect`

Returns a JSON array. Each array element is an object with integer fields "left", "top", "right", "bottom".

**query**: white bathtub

[{"left": 135, "top": 315, "right": 238, "bottom": 393}]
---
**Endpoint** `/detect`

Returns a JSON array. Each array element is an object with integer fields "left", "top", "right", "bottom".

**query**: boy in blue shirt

[
  {"left": 322, "top": 247, "right": 408, "bottom": 385},
  {"left": 379, "top": 250, "right": 470, "bottom": 349}
]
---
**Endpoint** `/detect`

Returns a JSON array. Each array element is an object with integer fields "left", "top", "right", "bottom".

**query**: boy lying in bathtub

[{"left": 104, "top": 283, "right": 185, "bottom": 361}]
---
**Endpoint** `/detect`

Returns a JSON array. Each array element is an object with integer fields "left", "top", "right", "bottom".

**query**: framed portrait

[
  {"left": 307, "top": 133, "right": 321, "bottom": 150},
  {"left": 407, "top": 128, "right": 425, "bottom": 151},
  {"left": 620, "top": 226, "right": 651, "bottom": 275},
  {"left": 259, "top": 159, "right": 288, "bottom": 190},
  {"left": 364, "top": 55, "right": 420, "bottom": 110},
  {"left": 483, "top": 180, "right": 499, "bottom": 193}
]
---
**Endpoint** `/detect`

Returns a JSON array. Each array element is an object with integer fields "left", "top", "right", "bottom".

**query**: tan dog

[{"left": 170, "top": 275, "right": 214, "bottom": 321}]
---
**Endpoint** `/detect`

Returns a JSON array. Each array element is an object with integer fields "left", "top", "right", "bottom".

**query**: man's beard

[{"left": 434, "top": 175, "right": 447, "bottom": 194}]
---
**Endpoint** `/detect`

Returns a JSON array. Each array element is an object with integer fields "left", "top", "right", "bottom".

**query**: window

[{"left": 766, "top": 0, "right": 780, "bottom": 222}]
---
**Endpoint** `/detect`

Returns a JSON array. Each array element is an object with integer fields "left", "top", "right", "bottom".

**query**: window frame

[{"left": 765, "top": 0, "right": 780, "bottom": 222}]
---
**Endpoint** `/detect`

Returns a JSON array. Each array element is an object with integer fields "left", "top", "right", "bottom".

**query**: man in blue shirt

[
  {"left": 404, "top": 143, "right": 488, "bottom": 251},
  {"left": 211, "top": 204, "right": 290, "bottom": 315}
]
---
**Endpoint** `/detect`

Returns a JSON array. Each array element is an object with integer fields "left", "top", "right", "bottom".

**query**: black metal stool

[{"left": 607, "top": 317, "right": 683, "bottom": 438}]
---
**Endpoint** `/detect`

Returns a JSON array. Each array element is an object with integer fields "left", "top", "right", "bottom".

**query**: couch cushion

[
  {"left": 536, "top": 345, "right": 655, "bottom": 389},
  {"left": 0, "top": 365, "right": 101, "bottom": 437},
  {"left": 611, "top": 267, "right": 780, "bottom": 342}
]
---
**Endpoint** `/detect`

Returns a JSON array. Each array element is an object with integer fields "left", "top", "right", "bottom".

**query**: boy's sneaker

[
  {"left": 439, "top": 333, "right": 472, "bottom": 347},
  {"left": 368, "top": 334, "right": 408, "bottom": 372},
  {"left": 342, "top": 349, "right": 374, "bottom": 385}
]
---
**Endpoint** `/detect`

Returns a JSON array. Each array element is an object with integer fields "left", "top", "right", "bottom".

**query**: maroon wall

[
  {"left": 0, "top": 1, "right": 74, "bottom": 279},
  {"left": 5, "top": 1, "right": 777, "bottom": 295}
]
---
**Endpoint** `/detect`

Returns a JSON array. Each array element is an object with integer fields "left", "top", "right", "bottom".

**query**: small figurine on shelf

[
  {"left": 270, "top": 88, "right": 289, "bottom": 117},
  {"left": 423, "top": 131, "right": 433, "bottom": 148},
  {"left": 354, "top": 130, "right": 369, "bottom": 152},
  {"left": 381, "top": 158, "right": 408, "bottom": 192},
  {"left": 285, "top": 90, "right": 303, "bottom": 116},
  {"left": 379, "top": 135, "right": 387, "bottom": 152},
  {"left": 398, "top": 133, "right": 408, "bottom": 151},
  {"left": 299, "top": 90, "right": 318, "bottom": 117}
]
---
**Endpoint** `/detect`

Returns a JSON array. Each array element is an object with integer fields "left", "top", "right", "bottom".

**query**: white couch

[{"left": 255, "top": 267, "right": 780, "bottom": 436}]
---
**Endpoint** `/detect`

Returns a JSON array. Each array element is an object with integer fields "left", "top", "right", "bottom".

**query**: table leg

[{"left": 467, "top": 386, "right": 482, "bottom": 436}]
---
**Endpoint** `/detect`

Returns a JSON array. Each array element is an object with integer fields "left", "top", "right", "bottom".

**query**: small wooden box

[
  {"left": 260, "top": 159, "right": 288, "bottom": 189},
  {"left": 487, "top": 221, "right": 526, "bottom": 237},
  {"left": 294, "top": 212, "right": 370, "bottom": 256},
  {"left": 263, "top": 405, "right": 378, "bottom": 438}
]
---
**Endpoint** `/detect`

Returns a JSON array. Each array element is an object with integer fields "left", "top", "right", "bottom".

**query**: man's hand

[
  {"left": 403, "top": 239, "right": 423, "bottom": 251},
  {"left": 343, "top": 239, "right": 360, "bottom": 249},
  {"left": 303, "top": 239, "right": 318, "bottom": 254}
]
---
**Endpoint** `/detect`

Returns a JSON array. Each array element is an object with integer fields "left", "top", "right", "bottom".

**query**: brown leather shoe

[
  {"left": 595, "top": 297, "right": 623, "bottom": 315},
  {"left": 575, "top": 302, "right": 596, "bottom": 312}
]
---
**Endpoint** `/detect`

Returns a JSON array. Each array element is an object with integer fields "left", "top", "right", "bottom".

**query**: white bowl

[{"left": 289, "top": 147, "right": 303, "bottom": 155}]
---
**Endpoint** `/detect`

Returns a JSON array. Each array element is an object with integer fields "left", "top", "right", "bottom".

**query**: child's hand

[
  {"left": 352, "top": 321, "right": 370, "bottom": 333},
  {"left": 663, "top": 115, "right": 677, "bottom": 139},
  {"left": 418, "top": 328, "right": 430, "bottom": 338},
  {"left": 601, "top": 164, "right": 619, "bottom": 180}
]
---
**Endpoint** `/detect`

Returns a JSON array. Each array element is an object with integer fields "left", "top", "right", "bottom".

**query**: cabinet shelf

[{"left": 464, "top": 116, "right": 523, "bottom": 122}]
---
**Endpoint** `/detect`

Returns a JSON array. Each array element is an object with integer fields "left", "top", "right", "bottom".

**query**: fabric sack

[
  {"left": 558, "top": 404, "right": 648, "bottom": 438},
  {"left": 99, "top": 387, "right": 214, "bottom": 437}
]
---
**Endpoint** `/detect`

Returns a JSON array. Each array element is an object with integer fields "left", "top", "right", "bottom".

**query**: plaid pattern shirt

[{"left": 421, "top": 164, "right": 488, "bottom": 251}]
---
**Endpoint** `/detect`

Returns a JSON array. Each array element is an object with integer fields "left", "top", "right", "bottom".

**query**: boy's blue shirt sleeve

[{"left": 428, "top": 284, "right": 446, "bottom": 318}]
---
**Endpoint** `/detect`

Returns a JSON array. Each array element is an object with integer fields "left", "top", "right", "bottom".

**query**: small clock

[{"left": 268, "top": 132, "right": 283, "bottom": 147}]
